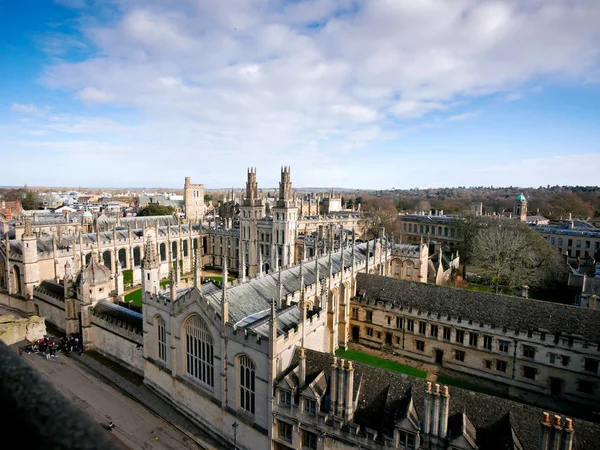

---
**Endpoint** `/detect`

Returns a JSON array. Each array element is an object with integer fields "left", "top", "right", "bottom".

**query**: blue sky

[{"left": 2, "top": 0, "right": 600, "bottom": 189}]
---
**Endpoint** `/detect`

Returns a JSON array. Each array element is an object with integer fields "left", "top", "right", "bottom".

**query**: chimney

[
  {"left": 590, "top": 295, "right": 597, "bottom": 310},
  {"left": 336, "top": 359, "right": 346, "bottom": 417},
  {"left": 329, "top": 358, "right": 338, "bottom": 416},
  {"left": 424, "top": 382, "right": 432, "bottom": 435},
  {"left": 431, "top": 384, "right": 441, "bottom": 438},
  {"left": 439, "top": 385, "right": 450, "bottom": 438},
  {"left": 539, "top": 412, "right": 551, "bottom": 450},
  {"left": 550, "top": 415, "right": 562, "bottom": 450},
  {"left": 298, "top": 348, "right": 306, "bottom": 388},
  {"left": 345, "top": 360, "right": 355, "bottom": 422},
  {"left": 562, "top": 418, "right": 574, "bottom": 450},
  {"left": 521, "top": 285, "right": 529, "bottom": 299}
]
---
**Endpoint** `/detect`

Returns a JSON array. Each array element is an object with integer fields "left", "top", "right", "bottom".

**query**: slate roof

[
  {"left": 197, "top": 243, "right": 370, "bottom": 331},
  {"left": 391, "top": 243, "right": 420, "bottom": 254},
  {"left": 355, "top": 273, "right": 600, "bottom": 343},
  {"left": 582, "top": 277, "right": 600, "bottom": 296},
  {"left": 92, "top": 300, "right": 143, "bottom": 331},
  {"left": 34, "top": 280, "right": 65, "bottom": 300},
  {"left": 77, "top": 258, "right": 112, "bottom": 285},
  {"left": 8, "top": 223, "right": 202, "bottom": 255},
  {"left": 286, "top": 349, "right": 600, "bottom": 450}
]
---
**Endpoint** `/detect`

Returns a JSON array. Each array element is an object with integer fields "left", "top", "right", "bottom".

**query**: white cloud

[
  {"left": 502, "top": 92, "right": 524, "bottom": 102},
  {"left": 17, "top": 0, "right": 600, "bottom": 187},
  {"left": 447, "top": 111, "right": 480, "bottom": 122},
  {"left": 75, "top": 88, "right": 115, "bottom": 103},
  {"left": 11, "top": 103, "right": 41, "bottom": 114}
]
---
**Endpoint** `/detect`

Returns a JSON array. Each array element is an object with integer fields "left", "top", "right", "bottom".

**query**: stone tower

[
  {"left": 141, "top": 231, "right": 160, "bottom": 297},
  {"left": 240, "top": 168, "right": 265, "bottom": 277},
  {"left": 514, "top": 193, "right": 527, "bottom": 222},
  {"left": 184, "top": 176, "right": 206, "bottom": 221},
  {"left": 21, "top": 217, "right": 39, "bottom": 298},
  {"left": 272, "top": 166, "right": 298, "bottom": 268}
]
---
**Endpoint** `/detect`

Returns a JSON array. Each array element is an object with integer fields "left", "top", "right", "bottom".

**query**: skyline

[{"left": 2, "top": 1, "right": 600, "bottom": 189}]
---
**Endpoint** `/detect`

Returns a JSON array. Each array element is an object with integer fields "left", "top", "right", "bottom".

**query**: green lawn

[
  {"left": 124, "top": 289, "right": 142, "bottom": 306},
  {"left": 336, "top": 349, "right": 502, "bottom": 397},
  {"left": 203, "top": 275, "right": 235, "bottom": 283},
  {"left": 335, "top": 349, "right": 427, "bottom": 378},
  {"left": 123, "top": 276, "right": 234, "bottom": 307}
]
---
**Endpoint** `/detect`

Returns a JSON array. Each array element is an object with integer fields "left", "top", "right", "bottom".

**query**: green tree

[
  {"left": 21, "top": 190, "right": 40, "bottom": 210},
  {"left": 137, "top": 204, "right": 175, "bottom": 216}
]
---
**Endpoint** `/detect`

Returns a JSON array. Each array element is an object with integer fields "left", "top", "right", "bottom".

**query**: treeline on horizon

[
  {"left": 359, "top": 185, "right": 600, "bottom": 220},
  {"left": 2, "top": 184, "right": 600, "bottom": 221}
]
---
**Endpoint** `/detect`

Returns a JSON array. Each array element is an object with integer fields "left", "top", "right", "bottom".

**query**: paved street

[{"left": 21, "top": 350, "right": 204, "bottom": 450}]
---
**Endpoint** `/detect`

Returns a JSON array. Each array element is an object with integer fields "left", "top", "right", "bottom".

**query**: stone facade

[{"left": 350, "top": 274, "right": 600, "bottom": 410}]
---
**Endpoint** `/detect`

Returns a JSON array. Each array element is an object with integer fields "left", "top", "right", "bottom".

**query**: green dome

[
  {"left": 516, "top": 193, "right": 526, "bottom": 202},
  {"left": 82, "top": 210, "right": 93, "bottom": 218}
]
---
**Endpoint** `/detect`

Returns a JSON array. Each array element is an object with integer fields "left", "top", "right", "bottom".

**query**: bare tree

[
  {"left": 362, "top": 198, "right": 401, "bottom": 238},
  {"left": 472, "top": 221, "right": 565, "bottom": 294}
]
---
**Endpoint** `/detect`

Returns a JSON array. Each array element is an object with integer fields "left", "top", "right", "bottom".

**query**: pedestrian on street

[
  {"left": 108, "top": 421, "right": 115, "bottom": 431},
  {"left": 18, "top": 347, "right": 23, "bottom": 357},
  {"left": 46, "top": 347, "right": 51, "bottom": 360}
]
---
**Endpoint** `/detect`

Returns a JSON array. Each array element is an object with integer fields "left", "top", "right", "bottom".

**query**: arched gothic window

[
  {"left": 156, "top": 315, "right": 167, "bottom": 362},
  {"left": 239, "top": 355, "right": 255, "bottom": 414},
  {"left": 185, "top": 316, "right": 214, "bottom": 387}
]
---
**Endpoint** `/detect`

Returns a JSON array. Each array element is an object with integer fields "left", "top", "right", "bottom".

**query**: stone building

[
  {"left": 350, "top": 274, "right": 600, "bottom": 410},
  {"left": 0, "top": 168, "right": 368, "bottom": 302},
  {"left": 272, "top": 348, "right": 599, "bottom": 450},
  {"left": 184, "top": 176, "right": 206, "bottom": 220},
  {"left": 141, "top": 233, "right": 385, "bottom": 449},
  {"left": 3, "top": 230, "right": 600, "bottom": 448}
]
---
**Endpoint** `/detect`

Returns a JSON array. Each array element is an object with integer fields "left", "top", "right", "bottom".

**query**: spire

[
  {"left": 221, "top": 257, "right": 229, "bottom": 325},
  {"left": 23, "top": 216, "right": 33, "bottom": 238},
  {"left": 193, "top": 246, "right": 201, "bottom": 288},
  {"left": 240, "top": 244, "right": 246, "bottom": 282},
  {"left": 299, "top": 258, "right": 305, "bottom": 300},
  {"left": 269, "top": 297, "right": 278, "bottom": 353},
  {"left": 142, "top": 236, "right": 159, "bottom": 269},
  {"left": 328, "top": 243, "right": 333, "bottom": 279},
  {"left": 277, "top": 265, "right": 283, "bottom": 307},
  {"left": 170, "top": 269, "right": 177, "bottom": 301},
  {"left": 300, "top": 260, "right": 307, "bottom": 347},
  {"left": 303, "top": 236, "right": 307, "bottom": 261},
  {"left": 365, "top": 239, "right": 370, "bottom": 274},
  {"left": 340, "top": 238, "right": 345, "bottom": 280}
]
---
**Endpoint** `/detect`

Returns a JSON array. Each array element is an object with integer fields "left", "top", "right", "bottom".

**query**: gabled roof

[{"left": 284, "top": 348, "right": 600, "bottom": 450}]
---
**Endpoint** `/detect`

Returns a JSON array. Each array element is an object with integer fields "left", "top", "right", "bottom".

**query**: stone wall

[
  {"left": 0, "top": 315, "right": 46, "bottom": 345},
  {"left": 34, "top": 295, "right": 66, "bottom": 333},
  {"left": 90, "top": 314, "right": 143, "bottom": 375},
  {"left": 0, "top": 292, "right": 29, "bottom": 314}
]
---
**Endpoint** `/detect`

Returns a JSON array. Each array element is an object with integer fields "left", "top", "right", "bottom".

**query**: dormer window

[
  {"left": 399, "top": 430, "right": 416, "bottom": 449},
  {"left": 304, "top": 398, "right": 317, "bottom": 416},
  {"left": 279, "top": 390, "right": 291, "bottom": 406}
]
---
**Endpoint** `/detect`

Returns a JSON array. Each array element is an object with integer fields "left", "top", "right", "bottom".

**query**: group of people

[{"left": 20, "top": 333, "right": 84, "bottom": 359}]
